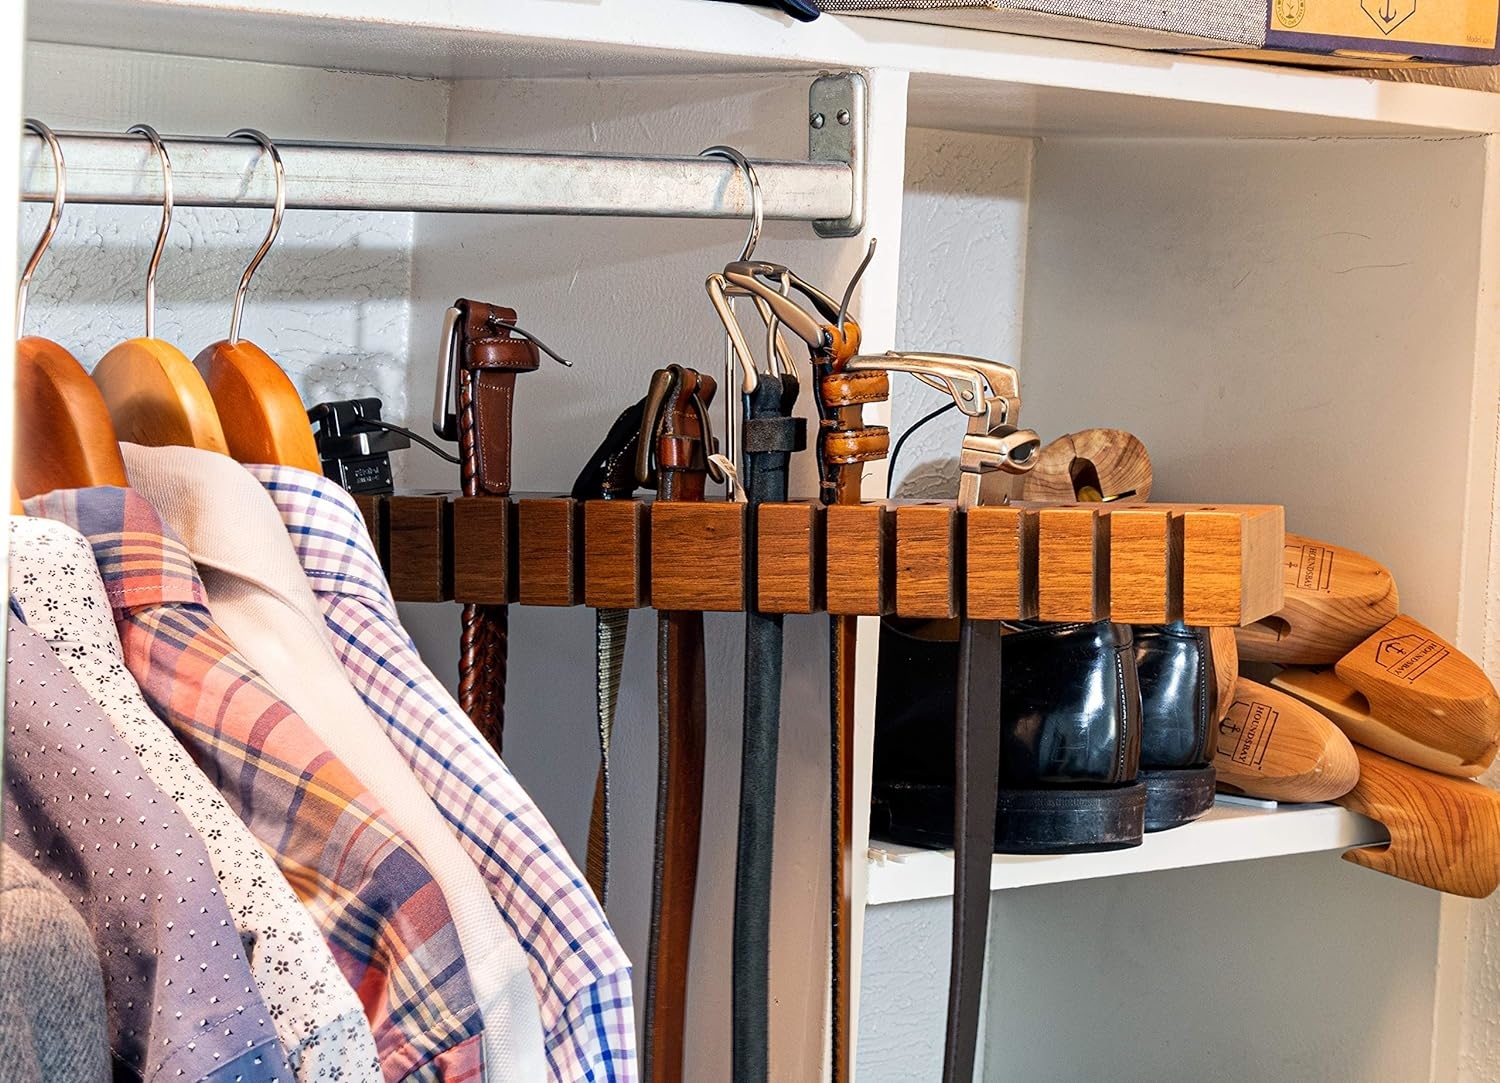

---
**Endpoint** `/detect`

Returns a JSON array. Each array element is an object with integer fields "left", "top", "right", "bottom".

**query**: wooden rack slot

[
  {"left": 895, "top": 503, "right": 960, "bottom": 620},
  {"left": 651, "top": 501, "right": 747, "bottom": 612},
  {"left": 1036, "top": 506, "right": 1110, "bottom": 622},
  {"left": 366, "top": 493, "right": 1283, "bottom": 626},
  {"left": 965, "top": 505, "right": 1038, "bottom": 621},
  {"left": 757, "top": 502, "right": 824, "bottom": 615},
  {"left": 1107, "top": 506, "right": 1183, "bottom": 624},
  {"left": 1180, "top": 504, "right": 1285, "bottom": 626},
  {"left": 451, "top": 496, "right": 513, "bottom": 605},
  {"left": 825, "top": 503, "right": 892, "bottom": 616},
  {"left": 583, "top": 500, "right": 651, "bottom": 610},
  {"left": 387, "top": 491, "right": 453, "bottom": 602},
  {"left": 518, "top": 496, "right": 582, "bottom": 607}
]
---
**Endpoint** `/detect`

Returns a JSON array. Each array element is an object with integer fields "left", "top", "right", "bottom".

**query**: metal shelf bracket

[{"left": 810, "top": 71, "right": 866, "bottom": 238}]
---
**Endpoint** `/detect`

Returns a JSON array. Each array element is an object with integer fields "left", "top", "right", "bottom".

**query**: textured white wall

[
  {"left": 889, "top": 128, "right": 1033, "bottom": 500},
  {"left": 19, "top": 43, "right": 448, "bottom": 424}
]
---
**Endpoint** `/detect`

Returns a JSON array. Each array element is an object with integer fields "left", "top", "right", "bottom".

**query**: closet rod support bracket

[{"left": 810, "top": 72, "right": 866, "bottom": 238}]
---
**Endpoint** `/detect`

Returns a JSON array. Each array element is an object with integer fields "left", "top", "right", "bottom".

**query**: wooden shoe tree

[
  {"left": 1336, "top": 745, "right": 1500, "bottom": 898},
  {"left": 1020, "top": 428, "right": 1152, "bottom": 504},
  {"left": 1272, "top": 666, "right": 1489, "bottom": 778},
  {"left": 1209, "top": 626, "right": 1237, "bottom": 723},
  {"left": 1213, "top": 676, "right": 1359, "bottom": 803},
  {"left": 1236, "top": 532, "right": 1398, "bottom": 665},
  {"left": 1328, "top": 614, "right": 1500, "bottom": 776}
]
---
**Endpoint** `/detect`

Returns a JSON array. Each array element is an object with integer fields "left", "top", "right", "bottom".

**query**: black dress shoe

[
  {"left": 873, "top": 618, "right": 1145, "bottom": 854},
  {"left": 1133, "top": 622, "right": 1219, "bottom": 832}
]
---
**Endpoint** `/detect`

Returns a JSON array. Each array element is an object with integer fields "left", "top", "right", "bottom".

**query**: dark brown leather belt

[
  {"left": 812, "top": 329, "right": 888, "bottom": 1083},
  {"left": 843, "top": 351, "right": 1040, "bottom": 1083},
  {"left": 452, "top": 298, "right": 540, "bottom": 753},
  {"left": 638, "top": 364, "right": 719, "bottom": 1083}
]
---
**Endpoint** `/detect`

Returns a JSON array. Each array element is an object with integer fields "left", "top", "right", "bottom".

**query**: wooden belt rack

[{"left": 355, "top": 493, "right": 1285, "bottom": 628}]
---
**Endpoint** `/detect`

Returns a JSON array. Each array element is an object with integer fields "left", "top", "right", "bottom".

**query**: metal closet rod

[{"left": 17, "top": 130, "right": 854, "bottom": 221}]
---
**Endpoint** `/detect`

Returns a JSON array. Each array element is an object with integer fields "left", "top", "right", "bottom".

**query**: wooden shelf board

[
  {"left": 26, "top": 0, "right": 1500, "bottom": 139},
  {"left": 865, "top": 798, "right": 1388, "bottom": 905}
]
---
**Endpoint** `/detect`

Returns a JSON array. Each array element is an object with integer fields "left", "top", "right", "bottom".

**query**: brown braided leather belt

[{"left": 452, "top": 298, "right": 541, "bottom": 754}]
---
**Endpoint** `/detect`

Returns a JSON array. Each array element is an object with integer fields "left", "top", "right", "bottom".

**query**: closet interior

[{"left": 10, "top": 2, "right": 1500, "bottom": 1080}]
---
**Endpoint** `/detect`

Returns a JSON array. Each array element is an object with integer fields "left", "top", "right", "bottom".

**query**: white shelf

[
  {"left": 865, "top": 799, "right": 1389, "bottom": 905},
  {"left": 25, "top": 0, "right": 1500, "bottom": 139}
]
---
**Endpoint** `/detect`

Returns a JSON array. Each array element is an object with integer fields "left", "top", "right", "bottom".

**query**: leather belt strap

[
  {"left": 733, "top": 373, "right": 805, "bottom": 1082},
  {"left": 453, "top": 299, "right": 540, "bottom": 754},
  {"left": 641, "top": 365, "right": 717, "bottom": 1083},
  {"left": 946, "top": 619, "right": 1001, "bottom": 1083},
  {"left": 572, "top": 398, "right": 650, "bottom": 907},
  {"left": 812, "top": 326, "right": 885, "bottom": 1083}
]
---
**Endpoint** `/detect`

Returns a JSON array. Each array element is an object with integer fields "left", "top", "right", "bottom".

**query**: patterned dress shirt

[
  {"left": 249, "top": 464, "right": 639, "bottom": 1082},
  {"left": 27, "top": 486, "right": 486, "bottom": 1083},
  {"left": 8, "top": 515, "right": 382, "bottom": 1083},
  {"left": 5, "top": 613, "right": 293, "bottom": 1083}
]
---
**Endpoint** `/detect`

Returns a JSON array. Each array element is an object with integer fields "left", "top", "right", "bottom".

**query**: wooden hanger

[
  {"left": 14, "top": 119, "right": 129, "bottom": 499},
  {"left": 194, "top": 130, "right": 320, "bottom": 473},
  {"left": 90, "top": 124, "right": 229, "bottom": 455}
]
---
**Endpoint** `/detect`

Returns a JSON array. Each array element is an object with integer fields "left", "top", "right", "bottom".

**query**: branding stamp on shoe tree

[
  {"left": 1213, "top": 677, "right": 1359, "bottom": 803},
  {"left": 1333, "top": 614, "right": 1500, "bottom": 776},
  {"left": 1236, "top": 532, "right": 1399, "bottom": 665}
]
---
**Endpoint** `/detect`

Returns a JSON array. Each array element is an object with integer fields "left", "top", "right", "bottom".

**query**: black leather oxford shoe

[
  {"left": 873, "top": 618, "right": 1145, "bottom": 854},
  {"left": 1133, "top": 622, "right": 1219, "bottom": 832}
]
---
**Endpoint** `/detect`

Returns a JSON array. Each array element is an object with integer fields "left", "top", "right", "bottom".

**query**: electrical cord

[
  {"left": 359, "top": 418, "right": 462, "bottom": 464},
  {"left": 886, "top": 400, "right": 958, "bottom": 497}
]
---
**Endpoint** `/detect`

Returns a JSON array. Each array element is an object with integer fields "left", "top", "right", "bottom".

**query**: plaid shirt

[
  {"left": 249, "top": 465, "right": 638, "bottom": 1083},
  {"left": 28, "top": 486, "right": 486, "bottom": 1083}
]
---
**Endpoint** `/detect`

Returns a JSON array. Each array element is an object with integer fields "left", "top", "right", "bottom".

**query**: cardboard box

[{"left": 814, "top": 0, "right": 1500, "bottom": 67}]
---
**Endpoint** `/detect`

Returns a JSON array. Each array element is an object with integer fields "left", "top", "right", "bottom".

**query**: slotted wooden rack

[{"left": 354, "top": 493, "right": 1285, "bottom": 627}]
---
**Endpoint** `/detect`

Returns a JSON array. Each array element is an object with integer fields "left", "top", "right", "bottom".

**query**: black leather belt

[{"left": 733, "top": 371, "right": 805, "bottom": 1081}]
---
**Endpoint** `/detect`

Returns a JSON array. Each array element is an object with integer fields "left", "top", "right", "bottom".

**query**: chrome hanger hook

[
  {"left": 129, "top": 123, "right": 173, "bottom": 340},
  {"left": 699, "top": 145, "right": 763, "bottom": 261},
  {"left": 226, "top": 128, "right": 285, "bottom": 346},
  {"left": 17, "top": 119, "right": 66, "bottom": 339}
]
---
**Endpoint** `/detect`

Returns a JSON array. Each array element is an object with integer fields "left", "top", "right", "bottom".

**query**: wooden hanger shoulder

[
  {"left": 1337, "top": 744, "right": 1500, "bottom": 898},
  {"left": 1333, "top": 614, "right": 1500, "bottom": 776},
  {"left": 1236, "top": 532, "right": 1399, "bottom": 664},
  {"left": 1213, "top": 675, "right": 1359, "bottom": 803},
  {"left": 195, "top": 338, "right": 320, "bottom": 473},
  {"left": 14, "top": 336, "right": 128, "bottom": 497},
  {"left": 93, "top": 336, "right": 229, "bottom": 454}
]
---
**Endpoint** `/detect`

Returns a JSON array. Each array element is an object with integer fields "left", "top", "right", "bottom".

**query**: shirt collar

[
  {"left": 23, "top": 486, "right": 207, "bottom": 611},
  {"left": 244, "top": 463, "right": 398, "bottom": 616}
]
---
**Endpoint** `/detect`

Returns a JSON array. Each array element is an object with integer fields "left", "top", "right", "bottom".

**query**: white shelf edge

[
  {"left": 24, "top": 0, "right": 1500, "bottom": 138},
  {"left": 865, "top": 799, "right": 1389, "bottom": 905}
]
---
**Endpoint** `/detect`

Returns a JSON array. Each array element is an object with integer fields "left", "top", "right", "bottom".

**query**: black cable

[
  {"left": 887, "top": 400, "right": 959, "bottom": 497},
  {"left": 359, "top": 418, "right": 462, "bottom": 464}
]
